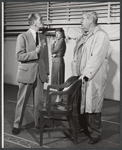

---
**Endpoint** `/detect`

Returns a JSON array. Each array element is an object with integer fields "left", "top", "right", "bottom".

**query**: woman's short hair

[
  {"left": 55, "top": 28, "right": 65, "bottom": 38},
  {"left": 82, "top": 11, "right": 98, "bottom": 24}
]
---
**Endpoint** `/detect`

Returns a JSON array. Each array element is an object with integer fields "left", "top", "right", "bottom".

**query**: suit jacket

[{"left": 16, "top": 29, "right": 49, "bottom": 84}]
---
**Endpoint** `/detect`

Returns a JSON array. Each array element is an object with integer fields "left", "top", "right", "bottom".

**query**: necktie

[{"left": 36, "top": 32, "right": 39, "bottom": 46}]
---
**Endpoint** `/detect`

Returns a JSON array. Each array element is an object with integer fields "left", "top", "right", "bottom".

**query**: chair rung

[
  {"left": 44, "top": 117, "right": 68, "bottom": 121},
  {"left": 76, "top": 128, "right": 84, "bottom": 132},
  {"left": 51, "top": 118, "right": 68, "bottom": 121},
  {"left": 44, "top": 127, "right": 72, "bottom": 131}
]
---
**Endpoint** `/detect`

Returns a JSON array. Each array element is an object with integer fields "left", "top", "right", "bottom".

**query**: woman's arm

[{"left": 51, "top": 38, "right": 64, "bottom": 54}]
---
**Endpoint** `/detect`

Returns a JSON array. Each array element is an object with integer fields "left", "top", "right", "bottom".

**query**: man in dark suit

[{"left": 12, "top": 13, "right": 49, "bottom": 135}]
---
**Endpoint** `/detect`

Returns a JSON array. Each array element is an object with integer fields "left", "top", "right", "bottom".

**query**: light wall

[{"left": 4, "top": 25, "right": 120, "bottom": 101}]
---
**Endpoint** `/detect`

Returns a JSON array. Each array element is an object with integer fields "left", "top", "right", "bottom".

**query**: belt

[
  {"left": 52, "top": 55, "right": 64, "bottom": 58},
  {"left": 55, "top": 56, "right": 63, "bottom": 57}
]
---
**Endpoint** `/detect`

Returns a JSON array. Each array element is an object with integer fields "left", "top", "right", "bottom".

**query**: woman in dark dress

[{"left": 51, "top": 28, "right": 66, "bottom": 102}]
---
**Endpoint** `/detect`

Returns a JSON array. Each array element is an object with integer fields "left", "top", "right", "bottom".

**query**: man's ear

[
  {"left": 89, "top": 17, "right": 93, "bottom": 24},
  {"left": 33, "top": 20, "right": 36, "bottom": 26}
]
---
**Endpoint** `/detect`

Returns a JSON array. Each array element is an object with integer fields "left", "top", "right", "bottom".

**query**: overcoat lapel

[
  {"left": 76, "top": 26, "right": 100, "bottom": 54},
  {"left": 75, "top": 32, "right": 93, "bottom": 54},
  {"left": 83, "top": 31, "right": 93, "bottom": 44},
  {"left": 83, "top": 25, "right": 100, "bottom": 44},
  {"left": 74, "top": 35, "right": 84, "bottom": 55}
]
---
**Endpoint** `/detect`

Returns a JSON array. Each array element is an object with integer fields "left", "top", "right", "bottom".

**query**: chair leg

[
  {"left": 68, "top": 115, "right": 77, "bottom": 144},
  {"left": 52, "top": 119, "right": 56, "bottom": 127},
  {"left": 40, "top": 113, "right": 44, "bottom": 146}
]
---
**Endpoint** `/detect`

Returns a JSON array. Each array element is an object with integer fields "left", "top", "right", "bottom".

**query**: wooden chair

[{"left": 37, "top": 76, "right": 82, "bottom": 146}]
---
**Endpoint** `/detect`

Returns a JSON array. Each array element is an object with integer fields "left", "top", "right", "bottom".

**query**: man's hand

[
  {"left": 79, "top": 75, "right": 85, "bottom": 84},
  {"left": 35, "top": 45, "right": 42, "bottom": 54},
  {"left": 79, "top": 75, "right": 89, "bottom": 84},
  {"left": 46, "top": 76, "right": 49, "bottom": 83},
  {"left": 43, "top": 43, "right": 46, "bottom": 47}
]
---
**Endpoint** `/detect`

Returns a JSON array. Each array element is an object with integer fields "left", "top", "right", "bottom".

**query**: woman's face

[{"left": 56, "top": 31, "right": 63, "bottom": 40}]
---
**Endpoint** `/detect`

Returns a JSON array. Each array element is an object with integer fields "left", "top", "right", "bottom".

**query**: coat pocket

[{"left": 18, "top": 65, "right": 28, "bottom": 71}]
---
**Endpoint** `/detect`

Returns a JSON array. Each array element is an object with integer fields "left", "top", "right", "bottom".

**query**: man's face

[
  {"left": 80, "top": 14, "right": 91, "bottom": 31},
  {"left": 34, "top": 14, "right": 44, "bottom": 30}
]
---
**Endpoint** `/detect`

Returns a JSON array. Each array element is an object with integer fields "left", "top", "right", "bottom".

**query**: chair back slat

[
  {"left": 64, "top": 76, "right": 79, "bottom": 87},
  {"left": 59, "top": 76, "right": 79, "bottom": 91},
  {"left": 65, "top": 79, "right": 82, "bottom": 110}
]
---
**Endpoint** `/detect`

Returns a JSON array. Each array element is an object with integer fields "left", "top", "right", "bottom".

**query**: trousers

[
  {"left": 13, "top": 71, "right": 44, "bottom": 128},
  {"left": 78, "top": 112, "right": 102, "bottom": 139}
]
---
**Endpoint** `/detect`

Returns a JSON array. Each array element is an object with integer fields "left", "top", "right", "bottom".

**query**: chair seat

[{"left": 38, "top": 102, "right": 72, "bottom": 115}]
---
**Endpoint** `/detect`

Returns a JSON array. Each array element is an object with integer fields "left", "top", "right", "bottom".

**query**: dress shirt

[{"left": 30, "top": 28, "right": 36, "bottom": 42}]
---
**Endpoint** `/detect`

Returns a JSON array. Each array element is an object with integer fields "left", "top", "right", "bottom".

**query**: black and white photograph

[{"left": 3, "top": 1, "right": 120, "bottom": 148}]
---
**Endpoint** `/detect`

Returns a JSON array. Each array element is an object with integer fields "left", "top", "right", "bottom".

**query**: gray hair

[
  {"left": 82, "top": 11, "right": 98, "bottom": 24},
  {"left": 28, "top": 13, "right": 42, "bottom": 25}
]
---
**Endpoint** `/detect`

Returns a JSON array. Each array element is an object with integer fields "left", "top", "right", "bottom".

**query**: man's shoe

[
  {"left": 83, "top": 128, "right": 91, "bottom": 138},
  {"left": 88, "top": 138, "right": 100, "bottom": 144},
  {"left": 35, "top": 126, "right": 40, "bottom": 129},
  {"left": 12, "top": 127, "right": 20, "bottom": 135}
]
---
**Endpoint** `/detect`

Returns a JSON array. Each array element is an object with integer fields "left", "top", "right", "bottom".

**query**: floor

[{"left": 3, "top": 84, "right": 120, "bottom": 148}]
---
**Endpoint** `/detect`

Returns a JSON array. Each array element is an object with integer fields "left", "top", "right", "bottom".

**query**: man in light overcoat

[{"left": 72, "top": 11, "right": 110, "bottom": 144}]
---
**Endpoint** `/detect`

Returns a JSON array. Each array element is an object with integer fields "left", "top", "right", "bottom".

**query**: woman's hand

[{"left": 52, "top": 54, "right": 57, "bottom": 57}]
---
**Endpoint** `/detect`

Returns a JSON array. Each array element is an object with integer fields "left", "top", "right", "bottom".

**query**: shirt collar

[
  {"left": 29, "top": 28, "right": 37, "bottom": 40},
  {"left": 85, "top": 25, "right": 100, "bottom": 35},
  {"left": 90, "top": 25, "right": 100, "bottom": 35},
  {"left": 30, "top": 28, "right": 36, "bottom": 35}
]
